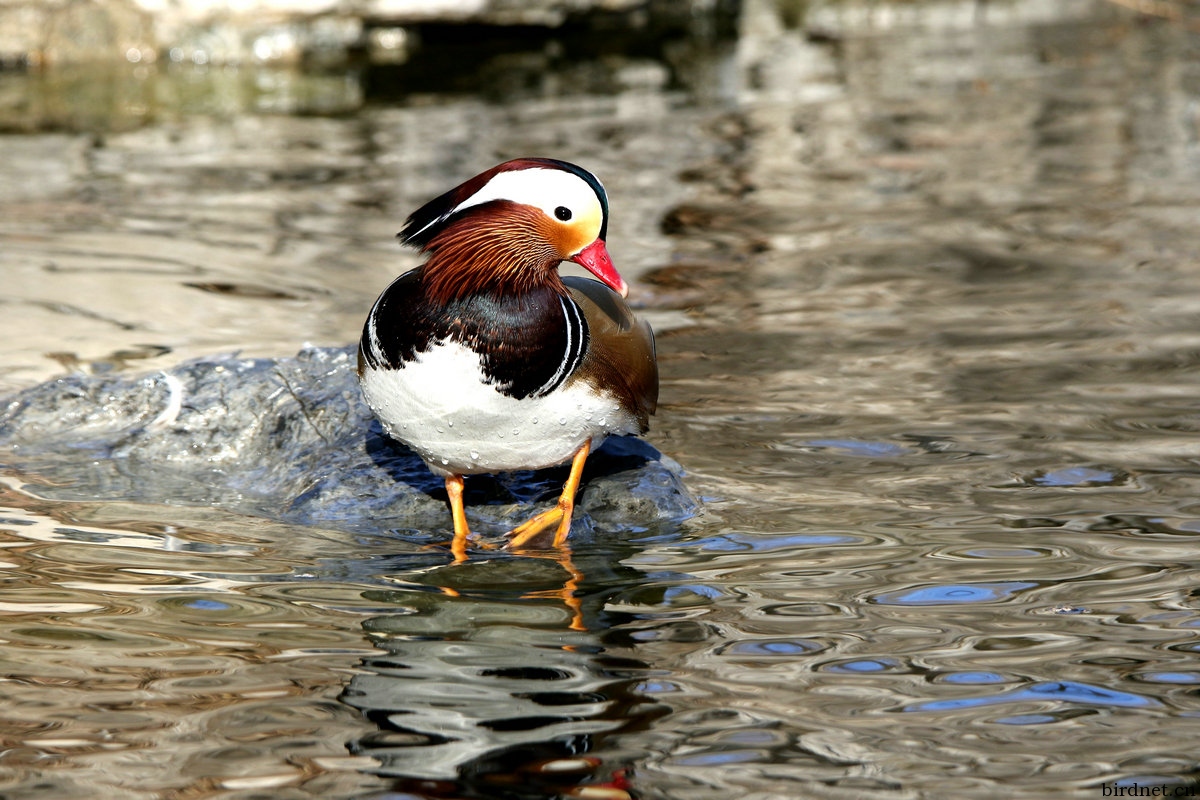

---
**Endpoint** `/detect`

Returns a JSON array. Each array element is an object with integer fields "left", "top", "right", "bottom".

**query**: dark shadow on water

[{"left": 362, "top": 2, "right": 739, "bottom": 104}]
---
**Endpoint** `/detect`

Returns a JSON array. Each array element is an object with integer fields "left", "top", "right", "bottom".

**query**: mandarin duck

[{"left": 357, "top": 158, "right": 657, "bottom": 560}]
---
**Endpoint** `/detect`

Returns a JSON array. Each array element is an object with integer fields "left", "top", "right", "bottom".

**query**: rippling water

[{"left": 4, "top": 1, "right": 1200, "bottom": 797}]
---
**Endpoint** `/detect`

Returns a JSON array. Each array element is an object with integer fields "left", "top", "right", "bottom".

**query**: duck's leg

[
  {"left": 445, "top": 474, "right": 470, "bottom": 563},
  {"left": 507, "top": 439, "right": 591, "bottom": 549}
]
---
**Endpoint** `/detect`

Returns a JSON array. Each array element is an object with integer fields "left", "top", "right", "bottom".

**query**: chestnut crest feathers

[{"left": 399, "top": 158, "right": 609, "bottom": 252}]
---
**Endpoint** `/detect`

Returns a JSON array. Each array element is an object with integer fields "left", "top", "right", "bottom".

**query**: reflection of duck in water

[
  {"left": 358, "top": 158, "right": 658, "bottom": 561},
  {"left": 341, "top": 548, "right": 664, "bottom": 799}
]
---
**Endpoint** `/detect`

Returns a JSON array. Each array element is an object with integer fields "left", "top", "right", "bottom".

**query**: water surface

[{"left": 4, "top": 1, "right": 1200, "bottom": 797}]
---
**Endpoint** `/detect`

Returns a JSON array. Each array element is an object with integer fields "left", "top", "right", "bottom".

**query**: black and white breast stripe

[
  {"left": 359, "top": 272, "right": 590, "bottom": 401},
  {"left": 530, "top": 294, "right": 587, "bottom": 398}
]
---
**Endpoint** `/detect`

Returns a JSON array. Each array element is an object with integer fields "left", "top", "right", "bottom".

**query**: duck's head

[{"left": 398, "top": 158, "right": 627, "bottom": 301}]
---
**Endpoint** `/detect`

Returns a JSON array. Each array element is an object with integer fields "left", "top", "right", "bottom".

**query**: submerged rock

[{"left": 0, "top": 346, "right": 694, "bottom": 539}]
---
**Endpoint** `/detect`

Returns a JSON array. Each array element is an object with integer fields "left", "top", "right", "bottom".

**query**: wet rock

[{"left": 0, "top": 346, "right": 694, "bottom": 539}]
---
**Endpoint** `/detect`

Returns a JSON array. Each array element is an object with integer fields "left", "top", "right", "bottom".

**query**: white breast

[{"left": 359, "top": 340, "right": 638, "bottom": 476}]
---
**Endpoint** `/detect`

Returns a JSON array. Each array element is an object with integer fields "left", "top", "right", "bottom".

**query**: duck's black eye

[{"left": 554, "top": 206, "right": 572, "bottom": 221}]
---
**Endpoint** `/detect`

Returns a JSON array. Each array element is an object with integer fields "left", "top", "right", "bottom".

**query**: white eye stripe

[{"left": 453, "top": 168, "right": 601, "bottom": 224}]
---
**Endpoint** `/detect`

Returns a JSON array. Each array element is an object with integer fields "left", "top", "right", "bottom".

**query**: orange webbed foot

[{"left": 505, "top": 440, "right": 591, "bottom": 550}]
